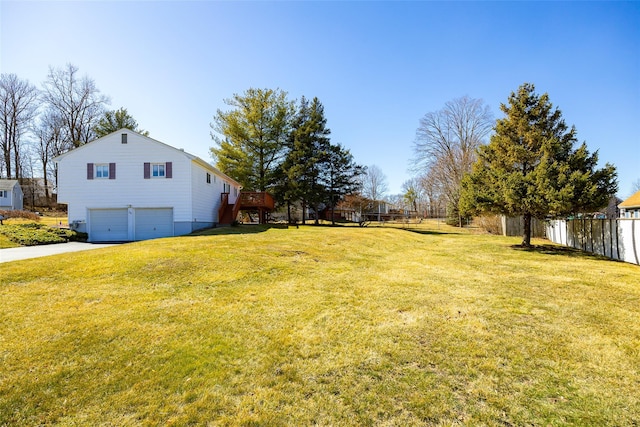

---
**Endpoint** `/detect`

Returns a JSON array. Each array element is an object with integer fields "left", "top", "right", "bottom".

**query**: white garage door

[
  {"left": 134, "top": 208, "right": 174, "bottom": 241},
  {"left": 89, "top": 209, "right": 129, "bottom": 242}
]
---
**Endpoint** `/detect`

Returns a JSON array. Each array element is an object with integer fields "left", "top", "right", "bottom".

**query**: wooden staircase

[{"left": 218, "top": 192, "right": 275, "bottom": 225}]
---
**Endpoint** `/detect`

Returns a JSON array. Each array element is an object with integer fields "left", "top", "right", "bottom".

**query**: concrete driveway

[{"left": 0, "top": 242, "right": 118, "bottom": 263}]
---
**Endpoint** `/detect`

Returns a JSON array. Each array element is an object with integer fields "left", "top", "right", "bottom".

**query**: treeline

[
  {"left": 0, "top": 64, "right": 145, "bottom": 207},
  {"left": 211, "top": 88, "right": 364, "bottom": 224}
]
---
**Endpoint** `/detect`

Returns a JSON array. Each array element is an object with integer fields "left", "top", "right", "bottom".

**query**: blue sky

[{"left": 1, "top": 1, "right": 638, "bottom": 197}]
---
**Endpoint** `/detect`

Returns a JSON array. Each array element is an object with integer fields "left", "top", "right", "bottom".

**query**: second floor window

[
  {"left": 152, "top": 163, "right": 165, "bottom": 177},
  {"left": 96, "top": 164, "right": 109, "bottom": 179}
]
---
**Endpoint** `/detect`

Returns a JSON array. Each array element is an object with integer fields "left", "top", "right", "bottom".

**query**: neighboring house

[
  {"left": 54, "top": 129, "right": 241, "bottom": 242},
  {"left": 0, "top": 180, "right": 24, "bottom": 211},
  {"left": 619, "top": 190, "right": 640, "bottom": 219}
]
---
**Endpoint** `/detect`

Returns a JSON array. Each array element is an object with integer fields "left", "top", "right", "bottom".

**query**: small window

[
  {"left": 0, "top": 190, "right": 7, "bottom": 198},
  {"left": 95, "top": 164, "right": 109, "bottom": 179},
  {"left": 206, "top": 173, "right": 211, "bottom": 184},
  {"left": 152, "top": 163, "right": 165, "bottom": 177},
  {"left": 121, "top": 133, "right": 128, "bottom": 144}
]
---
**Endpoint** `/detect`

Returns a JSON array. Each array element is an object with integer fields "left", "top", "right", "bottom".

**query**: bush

[
  {"left": 0, "top": 223, "right": 85, "bottom": 246},
  {"left": 0, "top": 210, "right": 40, "bottom": 221},
  {"left": 473, "top": 215, "right": 503, "bottom": 235}
]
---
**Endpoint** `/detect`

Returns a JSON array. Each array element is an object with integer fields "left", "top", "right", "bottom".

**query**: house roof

[
  {"left": 0, "top": 179, "right": 20, "bottom": 191},
  {"left": 619, "top": 190, "right": 640, "bottom": 209},
  {"left": 53, "top": 129, "right": 242, "bottom": 187}
]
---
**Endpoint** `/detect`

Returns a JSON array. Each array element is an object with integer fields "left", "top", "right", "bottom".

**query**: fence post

[
  {"left": 633, "top": 220, "right": 639, "bottom": 265},
  {"left": 615, "top": 219, "right": 620, "bottom": 260}
]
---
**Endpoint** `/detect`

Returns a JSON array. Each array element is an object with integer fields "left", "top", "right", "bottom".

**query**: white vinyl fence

[{"left": 546, "top": 219, "right": 640, "bottom": 265}]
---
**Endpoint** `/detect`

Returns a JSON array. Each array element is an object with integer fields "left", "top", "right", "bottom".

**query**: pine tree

[
  {"left": 281, "top": 97, "right": 331, "bottom": 224},
  {"left": 94, "top": 107, "right": 148, "bottom": 137},
  {"left": 460, "top": 83, "right": 617, "bottom": 247},
  {"left": 322, "top": 143, "right": 363, "bottom": 225},
  {"left": 210, "top": 88, "right": 293, "bottom": 191}
]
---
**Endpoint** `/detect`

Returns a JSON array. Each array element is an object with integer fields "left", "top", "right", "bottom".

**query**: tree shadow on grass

[
  {"left": 189, "top": 224, "right": 288, "bottom": 237},
  {"left": 402, "top": 228, "right": 461, "bottom": 236},
  {"left": 511, "top": 243, "right": 620, "bottom": 262}
]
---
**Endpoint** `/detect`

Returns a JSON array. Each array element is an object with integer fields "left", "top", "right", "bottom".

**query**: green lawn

[{"left": 1, "top": 225, "right": 638, "bottom": 426}]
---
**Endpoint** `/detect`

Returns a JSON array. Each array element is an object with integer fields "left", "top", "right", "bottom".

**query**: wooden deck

[{"left": 218, "top": 192, "right": 275, "bottom": 225}]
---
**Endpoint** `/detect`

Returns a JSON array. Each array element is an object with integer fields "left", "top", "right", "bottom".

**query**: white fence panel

[{"left": 546, "top": 219, "right": 639, "bottom": 265}]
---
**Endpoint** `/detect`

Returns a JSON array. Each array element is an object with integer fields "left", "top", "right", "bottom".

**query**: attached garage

[
  {"left": 88, "top": 207, "right": 174, "bottom": 242},
  {"left": 134, "top": 208, "right": 174, "bottom": 240},
  {"left": 89, "top": 209, "right": 129, "bottom": 242}
]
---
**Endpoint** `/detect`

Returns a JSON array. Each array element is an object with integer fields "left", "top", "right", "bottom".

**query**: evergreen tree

[
  {"left": 94, "top": 107, "right": 148, "bottom": 137},
  {"left": 460, "top": 83, "right": 617, "bottom": 247},
  {"left": 322, "top": 143, "right": 364, "bottom": 225},
  {"left": 211, "top": 88, "right": 293, "bottom": 191},
  {"left": 282, "top": 97, "right": 331, "bottom": 224}
]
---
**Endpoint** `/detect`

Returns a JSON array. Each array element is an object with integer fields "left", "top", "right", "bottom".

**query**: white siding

[
  {"left": 57, "top": 132, "right": 193, "bottom": 224},
  {"left": 190, "top": 162, "right": 241, "bottom": 224},
  {"left": 191, "top": 162, "right": 219, "bottom": 223}
]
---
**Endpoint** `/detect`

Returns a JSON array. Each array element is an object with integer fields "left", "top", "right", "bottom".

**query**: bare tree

[
  {"left": 41, "top": 64, "right": 109, "bottom": 149},
  {"left": 33, "top": 108, "right": 68, "bottom": 204},
  {"left": 361, "top": 164, "right": 389, "bottom": 202},
  {"left": 631, "top": 179, "right": 640, "bottom": 195},
  {"left": 412, "top": 96, "right": 493, "bottom": 225},
  {"left": 401, "top": 178, "right": 424, "bottom": 213},
  {"left": 419, "top": 171, "right": 445, "bottom": 218},
  {"left": 0, "top": 73, "right": 39, "bottom": 179}
]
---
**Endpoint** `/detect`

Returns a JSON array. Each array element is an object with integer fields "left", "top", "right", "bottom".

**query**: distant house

[
  {"left": 54, "top": 129, "right": 242, "bottom": 242},
  {"left": 0, "top": 180, "right": 24, "bottom": 211},
  {"left": 619, "top": 190, "right": 640, "bottom": 219}
]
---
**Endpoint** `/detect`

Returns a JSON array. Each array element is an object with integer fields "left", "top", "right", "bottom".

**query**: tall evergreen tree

[
  {"left": 322, "top": 143, "right": 364, "bottom": 225},
  {"left": 210, "top": 88, "right": 293, "bottom": 191},
  {"left": 282, "top": 97, "right": 331, "bottom": 224},
  {"left": 460, "top": 83, "right": 617, "bottom": 247}
]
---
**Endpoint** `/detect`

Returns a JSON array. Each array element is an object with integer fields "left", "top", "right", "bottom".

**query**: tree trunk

[
  {"left": 522, "top": 213, "right": 532, "bottom": 247},
  {"left": 301, "top": 200, "right": 306, "bottom": 225}
]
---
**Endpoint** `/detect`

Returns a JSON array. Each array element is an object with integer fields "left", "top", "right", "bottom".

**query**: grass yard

[{"left": 1, "top": 225, "right": 639, "bottom": 426}]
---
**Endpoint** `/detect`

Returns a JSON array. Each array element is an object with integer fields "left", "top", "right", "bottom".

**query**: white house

[
  {"left": 619, "top": 190, "right": 640, "bottom": 219},
  {"left": 54, "top": 129, "right": 241, "bottom": 242},
  {"left": 0, "top": 179, "right": 24, "bottom": 211}
]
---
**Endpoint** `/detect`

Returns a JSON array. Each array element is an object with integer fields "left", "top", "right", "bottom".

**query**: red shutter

[
  {"left": 166, "top": 162, "right": 172, "bottom": 179},
  {"left": 109, "top": 163, "right": 116, "bottom": 180},
  {"left": 87, "top": 163, "right": 94, "bottom": 180},
  {"left": 144, "top": 163, "right": 150, "bottom": 179}
]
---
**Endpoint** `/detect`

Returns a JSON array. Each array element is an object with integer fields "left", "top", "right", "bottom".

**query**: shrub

[
  {"left": 473, "top": 215, "right": 503, "bottom": 235},
  {"left": 0, "top": 223, "right": 85, "bottom": 246},
  {"left": 0, "top": 210, "right": 40, "bottom": 221}
]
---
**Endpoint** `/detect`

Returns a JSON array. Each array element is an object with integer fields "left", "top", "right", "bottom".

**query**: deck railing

[{"left": 238, "top": 192, "right": 275, "bottom": 210}]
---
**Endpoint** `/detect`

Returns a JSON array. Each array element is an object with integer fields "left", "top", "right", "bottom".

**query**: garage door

[
  {"left": 134, "top": 208, "right": 173, "bottom": 240},
  {"left": 89, "top": 209, "right": 129, "bottom": 242}
]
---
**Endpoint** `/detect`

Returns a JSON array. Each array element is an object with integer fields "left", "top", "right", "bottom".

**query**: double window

[
  {"left": 96, "top": 164, "right": 110, "bottom": 179},
  {"left": 0, "top": 190, "right": 7, "bottom": 198},
  {"left": 152, "top": 163, "right": 165, "bottom": 178}
]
